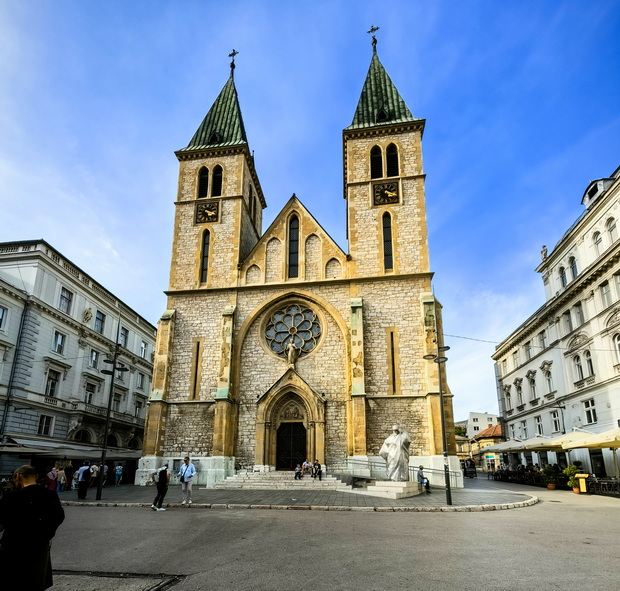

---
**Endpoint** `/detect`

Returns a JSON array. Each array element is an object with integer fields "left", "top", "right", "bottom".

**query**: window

[
  {"left": 473, "top": 426, "right": 479, "bottom": 432},
  {"left": 569, "top": 257, "right": 578, "bottom": 280},
  {"left": 85, "top": 382, "right": 96, "bottom": 404},
  {"left": 607, "top": 217, "right": 618, "bottom": 242},
  {"left": 211, "top": 165, "right": 223, "bottom": 197},
  {"left": 59, "top": 287, "right": 73, "bottom": 315},
  {"left": 0, "top": 305, "right": 6, "bottom": 330},
  {"left": 95, "top": 311, "right": 106, "bottom": 334},
  {"left": 197, "top": 167, "right": 209, "bottom": 199},
  {"left": 573, "top": 302, "right": 584, "bottom": 326},
  {"left": 487, "top": 417, "right": 494, "bottom": 422},
  {"left": 559, "top": 267, "right": 567, "bottom": 288},
  {"left": 113, "top": 394, "right": 121, "bottom": 412},
  {"left": 583, "top": 398, "right": 597, "bottom": 424},
  {"left": 535, "top": 415, "right": 543, "bottom": 435},
  {"left": 386, "top": 143, "right": 399, "bottom": 177},
  {"left": 382, "top": 212, "right": 393, "bottom": 270},
  {"left": 45, "top": 370, "right": 61, "bottom": 398},
  {"left": 520, "top": 420, "right": 528, "bottom": 438},
  {"left": 573, "top": 355, "right": 584, "bottom": 381},
  {"left": 137, "top": 372, "right": 145, "bottom": 389},
  {"left": 529, "top": 378, "right": 537, "bottom": 400},
  {"left": 115, "top": 366, "right": 126, "bottom": 381},
  {"left": 545, "top": 370, "right": 554, "bottom": 394},
  {"left": 370, "top": 146, "right": 383, "bottom": 179},
  {"left": 38, "top": 415, "right": 54, "bottom": 436},
  {"left": 288, "top": 215, "right": 299, "bottom": 278},
  {"left": 516, "top": 385, "right": 524, "bottom": 406},
  {"left": 119, "top": 327, "right": 129, "bottom": 348},
  {"left": 140, "top": 341, "right": 148, "bottom": 359},
  {"left": 614, "top": 334, "right": 620, "bottom": 362},
  {"left": 509, "top": 424, "right": 516, "bottom": 439},
  {"left": 505, "top": 393, "right": 512, "bottom": 411},
  {"left": 512, "top": 350, "right": 519, "bottom": 368},
  {"left": 600, "top": 281, "right": 612, "bottom": 308},
  {"left": 593, "top": 232, "right": 602, "bottom": 256},
  {"left": 563, "top": 311, "right": 573, "bottom": 333},
  {"left": 501, "top": 359, "right": 507, "bottom": 376},
  {"left": 584, "top": 350, "right": 594, "bottom": 376},
  {"left": 551, "top": 410, "right": 561, "bottom": 433},
  {"left": 52, "top": 331, "right": 66, "bottom": 355},
  {"left": 89, "top": 349, "right": 100, "bottom": 369},
  {"left": 200, "top": 230, "right": 210, "bottom": 283},
  {"left": 134, "top": 400, "right": 143, "bottom": 418},
  {"left": 539, "top": 330, "right": 547, "bottom": 349},
  {"left": 473, "top": 417, "right": 479, "bottom": 422},
  {"left": 525, "top": 341, "right": 532, "bottom": 360}
]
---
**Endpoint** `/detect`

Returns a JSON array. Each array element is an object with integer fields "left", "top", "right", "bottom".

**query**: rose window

[{"left": 265, "top": 304, "right": 321, "bottom": 358}]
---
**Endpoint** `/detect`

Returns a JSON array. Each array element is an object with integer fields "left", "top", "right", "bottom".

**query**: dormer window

[
  {"left": 376, "top": 107, "right": 388, "bottom": 122},
  {"left": 212, "top": 165, "right": 223, "bottom": 197},
  {"left": 198, "top": 167, "right": 209, "bottom": 199},
  {"left": 386, "top": 144, "right": 399, "bottom": 177},
  {"left": 209, "top": 132, "right": 220, "bottom": 144},
  {"left": 370, "top": 146, "right": 383, "bottom": 179}
]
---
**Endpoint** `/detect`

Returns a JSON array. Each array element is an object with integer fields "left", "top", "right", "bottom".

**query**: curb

[{"left": 61, "top": 496, "right": 538, "bottom": 512}]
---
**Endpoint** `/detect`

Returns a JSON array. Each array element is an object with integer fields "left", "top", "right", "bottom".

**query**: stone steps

[{"left": 212, "top": 471, "right": 352, "bottom": 491}]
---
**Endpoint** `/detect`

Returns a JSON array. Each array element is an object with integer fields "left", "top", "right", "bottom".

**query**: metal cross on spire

[
  {"left": 228, "top": 49, "right": 239, "bottom": 76},
  {"left": 367, "top": 25, "right": 380, "bottom": 53}
]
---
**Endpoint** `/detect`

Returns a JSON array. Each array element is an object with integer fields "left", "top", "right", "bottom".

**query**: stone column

[{"left": 350, "top": 298, "right": 367, "bottom": 456}]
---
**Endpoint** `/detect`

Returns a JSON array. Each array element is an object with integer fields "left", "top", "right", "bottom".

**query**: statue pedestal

[{"left": 361, "top": 480, "right": 423, "bottom": 499}]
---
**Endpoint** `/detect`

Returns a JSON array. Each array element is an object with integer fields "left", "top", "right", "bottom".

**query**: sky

[{"left": 2, "top": 1, "right": 620, "bottom": 422}]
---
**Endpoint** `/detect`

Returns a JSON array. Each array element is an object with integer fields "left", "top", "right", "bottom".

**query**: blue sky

[{"left": 2, "top": 1, "right": 619, "bottom": 421}]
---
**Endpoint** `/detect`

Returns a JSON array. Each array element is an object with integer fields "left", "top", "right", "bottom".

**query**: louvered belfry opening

[
  {"left": 212, "top": 165, "right": 223, "bottom": 197},
  {"left": 370, "top": 145, "right": 383, "bottom": 179},
  {"left": 386, "top": 143, "right": 399, "bottom": 177},
  {"left": 198, "top": 167, "right": 209, "bottom": 198}
]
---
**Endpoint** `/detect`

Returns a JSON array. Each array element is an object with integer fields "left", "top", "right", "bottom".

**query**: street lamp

[
  {"left": 97, "top": 342, "right": 128, "bottom": 500},
  {"left": 423, "top": 345, "right": 453, "bottom": 506}
]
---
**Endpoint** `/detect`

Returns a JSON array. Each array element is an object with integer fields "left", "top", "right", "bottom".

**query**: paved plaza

[{"left": 49, "top": 478, "right": 620, "bottom": 590}]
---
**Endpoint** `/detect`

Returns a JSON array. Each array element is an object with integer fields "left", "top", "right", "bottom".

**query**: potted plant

[
  {"left": 542, "top": 465, "right": 558, "bottom": 490},
  {"left": 563, "top": 465, "right": 580, "bottom": 494}
]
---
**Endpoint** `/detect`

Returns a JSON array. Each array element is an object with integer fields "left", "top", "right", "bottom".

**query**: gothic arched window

[
  {"left": 200, "top": 230, "right": 210, "bottom": 283},
  {"left": 197, "top": 167, "right": 209, "bottom": 199},
  {"left": 212, "top": 165, "right": 223, "bottom": 197},
  {"left": 370, "top": 146, "right": 383, "bottom": 179},
  {"left": 288, "top": 215, "right": 299, "bottom": 278},
  {"left": 382, "top": 212, "right": 393, "bottom": 270},
  {"left": 386, "top": 144, "right": 399, "bottom": 177}
]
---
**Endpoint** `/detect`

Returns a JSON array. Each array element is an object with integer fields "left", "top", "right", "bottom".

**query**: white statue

[{"left": 379, "top": 424, "right": 411, "bottom": 481}]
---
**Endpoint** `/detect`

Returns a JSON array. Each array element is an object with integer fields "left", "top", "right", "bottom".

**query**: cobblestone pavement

[{"left": 60, "top": 476, "right": 537, "bottom": 511}]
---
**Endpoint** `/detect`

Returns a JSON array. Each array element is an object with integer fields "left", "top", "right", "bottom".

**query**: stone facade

[{"left": 138, "top": 54, "right": 458, "bottom": 487}]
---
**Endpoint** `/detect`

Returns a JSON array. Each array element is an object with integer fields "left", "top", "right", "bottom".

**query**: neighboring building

[
  {"left": 455, "top": 434, "right": 471, "bottom": 465},
  {"left": 465, "top": 412, "right": 499, "bottom": 439},
  {"left": 493, "top": 165, "right": 620, "bottom": 476},
  {"left": 470, "top": 425, "right": 503, "bottom": 472},
  {"left": 0, "top": 240, "right": 156, "bottom": 476},
  {"left": 139, "top": 43, "right": 460, "bottom": 487}
]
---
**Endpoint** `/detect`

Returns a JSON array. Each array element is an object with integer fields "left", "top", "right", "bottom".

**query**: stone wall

[{"left": 161, "top": 402, "right": 215, "bottom": 456}]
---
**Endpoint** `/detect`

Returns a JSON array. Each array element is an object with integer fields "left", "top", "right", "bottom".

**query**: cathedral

[{"left": 138, "top": 42, "right": 458, "bottom": 486}]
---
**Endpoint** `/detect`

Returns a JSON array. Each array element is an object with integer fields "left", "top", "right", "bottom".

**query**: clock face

[
  {"left": 373, "top": 182, "right": 399, "bottom": 206},
  {"left": 195, "top": 201, "right": 219, "bottom": 224}
]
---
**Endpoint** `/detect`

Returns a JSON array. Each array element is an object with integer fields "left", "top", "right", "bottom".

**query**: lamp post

[
  {"left": 424, "top": 344, "right": 453, "bottom": 506},
  {"left": 97, "top": 342, "right": 128, "bottom": 500}
]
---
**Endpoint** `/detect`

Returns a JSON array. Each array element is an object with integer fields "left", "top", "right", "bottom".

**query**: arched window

[
  {"left": 615, "top": 334, "right": 620, "bottom": 362},
  {"left": 74, "top": 429, "right": 91, "bottom": 443},
  {"left": 370, "top": 146, "right": 383, "bottom": 179},
  {"left": 505, "top": 393, "right": 511, "bottom": 410},
  {"left": 288, "top": 215, "right": 299, "bottom": 278},
  {"left": 516, "top": 385, "right": 523, "bottom": 406},
  {"left": 593, "top": 232, "right": 602, "bottom": 256},
  {"left": 607, "top": 217, "right": 618, "bottom": 242},
  {"left": 529, "top": 378, "right": 537, "bottom": 400},
  {"left": 386, "top": 144, "right": 399, "bottom": 177},
  {"left": 211, "top": 165, "right": 223, "bottom": 197},
  {"left": 106, "top": 433, "right": 119, "bottom": 447},
  {"left": 584, "top": 350, "right": 594, "bottom": 376},
  {"left": 197, "top": 167, "right": 209, "bottom": 199},
  {"left": 545, "top": 371, "right": 554, "bottom": 394},
  {"left": 569, "top": 257, "right": 578, "bottom": 279},
  {"left": 382, "top": 212, "right": 393, "bottom": 270},
  {"left": 559, "top": 267, "right": 567, "bottom": 287},
  {"left": 573, "top": 355, "right": 583, "bottom": 381},
  {"left": 200, "top": 230, "right": 210, "bottom": 283}
]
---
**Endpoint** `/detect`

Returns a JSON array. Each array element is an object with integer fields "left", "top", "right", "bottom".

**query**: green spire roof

[
  {"left": 347, "top": 53, "right": 419, "bottom": 130},
  {"left": 179, "top": 74, "right": 248, "bottom": 151}
]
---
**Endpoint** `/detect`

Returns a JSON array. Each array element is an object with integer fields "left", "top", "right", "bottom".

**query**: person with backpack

[
  {"left": 151, "top": 463, "right": 170, "bottom": 511},
  {"left": 75, "top": 461, "right": 91, "bottom": 500}
]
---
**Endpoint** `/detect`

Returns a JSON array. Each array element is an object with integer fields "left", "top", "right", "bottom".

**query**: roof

[
  {"left": 472, "top": 424, "right": 503, "bottom": 440},
  {"left": 179, "top": 73, "right": 248, "bottom": 151},
  {"left": 346, "top": 52, "right": 420, "bottom": 130}
]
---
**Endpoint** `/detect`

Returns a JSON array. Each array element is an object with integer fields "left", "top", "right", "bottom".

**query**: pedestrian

[
  {"left": 417, "top": 465, "right": 431, "bottom": 493},
  {"left": 75, "top": 461, "right": 91, "bottom": 500},
  {"left": 89, "top": 462, "right": 99, "bottom": 487},
  {"left": 64, "top": 463, "right": 74, "bottom": 491},
  {"left": 45, "top": 466, "right": 57, "bottom": 491},
  {"left": 151, "top": 463, "right": 170, "bottom": 511},
  {"left": 178, "top": 457, "right": 196, "bottom": 506},
  {"left": 56, "top": 467, "right": 66, "bottom": 493},
  {"left": 102, "top": 464, "right": 109, "bottom": 486},
  {"left": 0, "top": 464, "right": 65, "bottom": 590},
  {"left": 115, "top": 464, "right": 123, "bottom": 486}
]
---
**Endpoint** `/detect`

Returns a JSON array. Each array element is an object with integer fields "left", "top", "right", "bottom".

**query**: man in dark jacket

[{"left": 0, "top": 464, "right": 65, "bottom": 589}]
